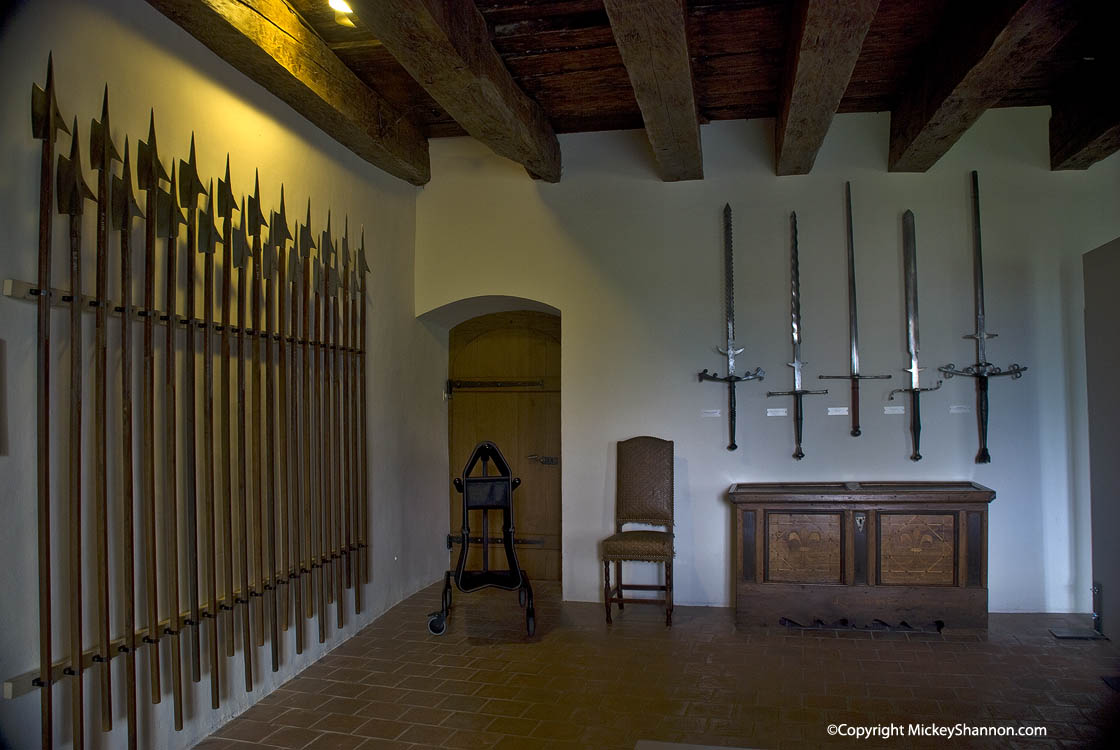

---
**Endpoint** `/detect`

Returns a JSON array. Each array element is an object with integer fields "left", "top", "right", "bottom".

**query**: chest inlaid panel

[
  {"left": 766, "top": 512, "right": 842, "bottom": 583},
  {"left": 878, "top": 513, "right": 956, "bottom": 586}
]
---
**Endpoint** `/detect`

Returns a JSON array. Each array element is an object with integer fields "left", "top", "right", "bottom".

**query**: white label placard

[
  {"left": 766, "top": 408, "right": 788, "bottom": 417},
  {"left": 827, "top": 406, "right": 849, "bottom": 416},
  {"left": 884, "top": 405, "right": 905, "bottom": 415},
  {"left": 949, "top": 404, "right": 972, "bottom": 414},
  {"left": 702, "top": 409, "right": 721, "bottom": 418}
]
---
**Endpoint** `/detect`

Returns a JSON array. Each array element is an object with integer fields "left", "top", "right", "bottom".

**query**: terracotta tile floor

[{"left": 195, "top": 581, "right": 1120, "bottom": 749}]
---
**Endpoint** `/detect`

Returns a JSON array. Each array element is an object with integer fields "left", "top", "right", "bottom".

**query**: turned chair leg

[
  {"left": 665, "top": 559, "right": 674, "bottom": 627},
  {"left": 603, "top": 560, "right": 612, "bottom": 624},
  {"left": 615, "top": 561, "right": 624, "bottom": 610}
]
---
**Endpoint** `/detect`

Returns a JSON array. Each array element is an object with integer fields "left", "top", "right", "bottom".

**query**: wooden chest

[{"left": 728, "top": 482, "right": 995, "bottom": 629}]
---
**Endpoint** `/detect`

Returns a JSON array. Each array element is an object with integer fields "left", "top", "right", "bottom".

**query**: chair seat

[{"left": 601, "top": 530, "right": 674, "bottom": 562}]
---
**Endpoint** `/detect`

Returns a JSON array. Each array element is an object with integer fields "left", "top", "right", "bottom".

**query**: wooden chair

[{"left": 602, "top": 436, "right": 674, "bottom": 626}]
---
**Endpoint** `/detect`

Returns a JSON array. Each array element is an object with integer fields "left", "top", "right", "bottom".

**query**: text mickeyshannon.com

[{"left": 827, "top": 723, "right": 1047, "bottom": 740}]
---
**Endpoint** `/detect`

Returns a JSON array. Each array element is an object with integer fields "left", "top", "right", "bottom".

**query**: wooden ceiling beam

[
  {"left": 351, "top": 0, "right": 561, "bottom": 182},
  {"left": 146, "top": 0, "right": 429, "bottom": 185},
  {"left": 775, "top": 0, "right": 880, "bottom": 176},
  {"left": 603, "top": 0, "right": 703, "bottom": 181},
  {"left": 888, "top": 0, "right": 1077, "bottom": 172},
  {"left": 1050, "top": 84, "right": 1120, "bottom": 170}
]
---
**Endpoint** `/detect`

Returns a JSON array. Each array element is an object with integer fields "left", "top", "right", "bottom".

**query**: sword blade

[
  {"left": 970, "top": 170, "right": 989, "bottom": 364},
  {"left": 790, "top": 211, "right": 803, "bottom": 391},
  {"left": 723, "top": 203, "right": 736, "bottom": 375},
  {"left": 845, "top": 183, "right": 860, "bottom": 376},
  {"left": 902, "top": 210, "right": 920, "bottom": 389}
]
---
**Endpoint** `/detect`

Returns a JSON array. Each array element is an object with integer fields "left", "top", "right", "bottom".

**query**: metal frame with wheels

[{"left": 427, "top": 441, "right": 535, "bottom": 637}]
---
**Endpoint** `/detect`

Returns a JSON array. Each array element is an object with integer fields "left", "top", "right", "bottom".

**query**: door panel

[{"left": 449, "top": 312, "right": 561, "bottom": 582}]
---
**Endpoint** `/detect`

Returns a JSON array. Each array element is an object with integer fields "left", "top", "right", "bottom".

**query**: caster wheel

[
  {"left": 518, "top": 587, "right": 527, "bottom": 608},
  {"left": 427, "top": 614, "right": 446, "bottom": 636},
  {"left": 526, "top": 609, "right": 536, "bottom": 637}
]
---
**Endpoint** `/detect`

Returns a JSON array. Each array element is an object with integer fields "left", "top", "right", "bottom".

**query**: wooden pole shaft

[
  {"left": 141, "top": 178, "right": 161, "bottom": 706},
  {"left": 35, "top": 113, "right": 55, "bottom": 750},
  {"left": 277, "top": 247, "right": 291, "bottom": 636},
  {"left": 236, "top": 261, "right": 253, "bottom": 691},
  {"left": 302, "top": 256, "right": 314, "bottom": 624},
  {"left": 324, "top": 289, "right": 335, "bottom": 619},
  {"left": 289, "top": 255, "right": 304, "bottom": 654},
  {"left": 184, "top": 215, "right": 201, "bottom": 682},
  {"left": 220, "top": 214, "right": 235, "bottom": 658},
  {"left": 341, "top": 272, "right": 351, "bottom": 594},
  {"left": 314, "top": 285, "right": 326, "bottom": 643},
  {"left": 118, "top": 196, "right": 139, "bottom": 750},
  {"left": 163, "top": 215, "right": 184, "bottom": 732},
  {"left": 68, "top": 211, "right": 85, "bottom": 750},
  {"left": 351, "top": 272, "right": 362, "bottom": 614},
  {"left": 264, "top": 263, "right": 279, "bottom": 672},
  {"left": 203, "top": 245, "right": 220, "bottom": 708},
  {"left": 93, "top": 152, "right": 113, "bottom": 732},
  {"left": 162, "top": 212, "right": 183, "bottom": 734},
  {"left": 359, "top": 280, "right": 368, "bottom": 593},
  {"left": 251, "top": 238, "right": 264, "bottom": 647}
]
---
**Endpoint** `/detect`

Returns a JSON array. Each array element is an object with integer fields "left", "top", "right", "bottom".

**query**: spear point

[
  {"left": 137, "top": 110, "right": 168, "bottom": 190},
  {"left": 217, "top": 155, "right": 236, "bottom": 221},
  {"left": 178, "top": 133, "right": 207, "bottom": 207}
]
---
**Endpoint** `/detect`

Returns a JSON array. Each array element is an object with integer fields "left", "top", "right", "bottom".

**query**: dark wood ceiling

[{"left": 292, "top": 0, "right": 1097, "bottom": 140}]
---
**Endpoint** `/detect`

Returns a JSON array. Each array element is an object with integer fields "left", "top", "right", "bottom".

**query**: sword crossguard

[
  {"left": 939, "top": 362, "right": 1027, "bottom": 379},
  {"left": 698, "top": 367, "right": 764, "bottom": 384},
  {"left": 888, "top": 381, "right": 942, "bottom": 400},
  {"left": 716, "top": 346, "right": 745, "bottom": 357}
]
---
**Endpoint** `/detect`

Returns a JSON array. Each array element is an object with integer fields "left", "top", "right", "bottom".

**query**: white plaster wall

[
  {"left": 415, "top": 110, "right": 1120, "bottom": 616},
  {"left": 0, "top": 1, "right": 448, "bottom": 748}
]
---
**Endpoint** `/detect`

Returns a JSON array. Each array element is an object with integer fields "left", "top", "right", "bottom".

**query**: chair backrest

[{"left": 616, "top": 436, "right": 674, "bottom": 528}]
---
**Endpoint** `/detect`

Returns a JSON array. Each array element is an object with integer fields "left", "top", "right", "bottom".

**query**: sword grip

[
  {"left": 976, "top": 375, "right": 990, "bottom": 464},
  {"left": 909, "top": 390, "right": 922, "bottom": 461},
  {"left": 727, "top": 382, "right": 738, "bottom": 451},
  {"left": 850, "top": 379, "right": 861, "bottom": 437},
  {"left": 792, "top": 393, "right": 804, "bottom": 460}
]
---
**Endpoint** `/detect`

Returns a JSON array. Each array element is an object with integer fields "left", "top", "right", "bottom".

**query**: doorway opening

[{"left": 447, "top": 310, "right": 561, "bottom": 583}]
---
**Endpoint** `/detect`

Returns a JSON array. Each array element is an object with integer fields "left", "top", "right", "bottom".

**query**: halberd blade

[
  {"left": 233, "top": 197, "right": 250, "bottom": 269},
  {"left": 112, "top": 138, "right": 144, "bottom": 231},
  {"left": 90, "top": 86, "right": 121, "bottom": 173},
  {"left": 57, "top": 117, "right": 95, "bottom": 215},
  {"left": 157, "top": 163, "right": 186, "bottom": 240},
  {"left": 247, "top": 170, "right": 267, "bottom": 238},
  {"left": 137, "top": 111, "right": 168, "bottom": 191},
  {"left": 32, "top": 53, "right": 69, "bottom": 143},
  {"left": 199, "top": 180, "right": 220, "bottom": 255},
  {"left": 217, "top": 156, "right": 236, "bottom": 221},
  {"left": 298, "top": 199, "right": 316, "bottom": 260},
  {"left": 269, "top": 185, "right": 293, "bottom": 248},
  {"left": 178, "top": 134, "right": 207, "bottom": 208}
]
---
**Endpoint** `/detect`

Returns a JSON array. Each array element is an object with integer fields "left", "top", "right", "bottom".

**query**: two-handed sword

[
  {"left": 698, "top": 204, "right": 764, "bottom": 450},
  {"left": 889, "top": 211, "right": 942, "bottom": 461},
  {"left": 767, "top": 212, "right": 827, "bottom": 460},
  {"left": 819, "top": 183, "right": 890, "bottom": 435},
  {"left": 939, "top": 172, "right": 1027, "bottom": 463}
]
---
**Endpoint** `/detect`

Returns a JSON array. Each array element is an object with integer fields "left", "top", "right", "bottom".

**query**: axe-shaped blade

[
  {"left": 217, "top": 155, "right": 237, "bottom": 221},
  {"left": 341, "top": 216, "right": 350, "bottom": 269},
  {"left": 320, "top": 210, "right": 335, "bottom": 263},
  {"left": 157, "top": 163, "right": 186, "bottom": 240},
  {"left": 312, "top": 254, "right": 322, "bottom": 293},
  {"left": 262, "top": 239, "right": 278, "bottom": 278},
  {"left": 178, "top": 134, "right": 207, "bottom": 208},
  {"left": 269, "top": 185, "right": 293, "bottom": 247},
  {"left": 287, "top": 239, "right": 304, "bottom": 284},
  {"left": 89, "top": 86, "right": 120, "bottom": 173},
  {"left": 57, "top": 117, "right": 95, "bottom": 215},
  {"left": 247, "top": 170, "right": 267, "bottom": 239},
  {"left": 198, "top": 180, "right": 220, "bottom": 255},
  {"left": 357, "top": 227, "right": 370, "bottom": 292},
  {"left": 297, "top": 198, "right": 316, "bottom": 260},
  {"left": 137, "top": 110, "right": 168, "bottom": 192},
  {"left": 233, "top": 196, "right": 250, "bottom": 269},
  {"left": 32, "top": 53, "right": 69, "bottom": 143},
  {"left": 112, "top": 138, "right": 144, "bottom": 231}
]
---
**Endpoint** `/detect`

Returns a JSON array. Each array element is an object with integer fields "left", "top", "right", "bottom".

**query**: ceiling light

[{"left": 329, "top": 0, "right": 353, "bottom": 12}]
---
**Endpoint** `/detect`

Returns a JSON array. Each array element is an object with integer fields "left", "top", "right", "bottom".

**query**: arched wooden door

[{"left": 448, "top": 311, "right": 561, "bottom": 582}]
